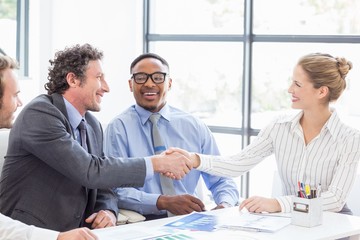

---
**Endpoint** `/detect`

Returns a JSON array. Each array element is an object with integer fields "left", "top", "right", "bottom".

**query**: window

[
  {"left": 150, "top": 41, "right": 244, "bottom": 128},
  {"left": 253, "top": 0, "right": 360, "bottom": 35},
  {"left": 145, "top": 0, "right": 360, "bottom": 199},
  {"left": 0, "top": 0, "right": 17, "bottom": 58},
  {"left": 0, "top": 0, "right": 29, "bottom": 76},
  {"left": 149, "top": 0, "right": 244, "bottom": 34}
]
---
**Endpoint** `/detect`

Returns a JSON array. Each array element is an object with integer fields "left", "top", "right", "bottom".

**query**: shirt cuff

[
  {"left": 219, "top": 202, "right": 233, "bottom": 208},
  {"left": 196, "top": 154, "right": 212, "bottom": 171},
  {"left": 144, "top": 157, "right": 154, "bottom": 181},
  {"left": 275, "top": 196, "right": 292, "bottom": 213},
  {"left": 30, "top": 227, "right": 59, "bottom": 240},
  {"left": 140, "top": 194, "right": 164, "bottom": 214}
]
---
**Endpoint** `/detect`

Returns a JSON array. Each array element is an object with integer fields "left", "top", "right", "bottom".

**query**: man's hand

[
  {"left": 157, "top": 194, "right": 206, "bottom": 215},
  {"left": 85, "top": 210, "right": 116, "bottom": 229},
  {"left": 57, "top": 227, "right": 98, "bottom": 240},
  {"left": 151, "top": 152, "right": 192, "bottom": 179},
  {"left": 165, "top": 147, "right": 201, "bottom": 168},
  {"left": 239, "top": 196, "right": 281, "bottom": 213}
]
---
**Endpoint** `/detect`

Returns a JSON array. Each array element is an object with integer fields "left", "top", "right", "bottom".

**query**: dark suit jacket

[{"left": 0, "top": 93, "right": 146, "bottom": 231}]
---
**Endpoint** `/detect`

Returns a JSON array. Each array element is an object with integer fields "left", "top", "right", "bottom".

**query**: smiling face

[
  {"left": 129, "top": 57, "right": 172, "bottom": 112},
  {"left": 288, "top": 65, "right": 321, "bottom": 110},
  {"left": 0, "top": 68, "right": 22, "bottom": 128},
  {"left": 64, "top": 59, "right": 109, "bottom": 116}
]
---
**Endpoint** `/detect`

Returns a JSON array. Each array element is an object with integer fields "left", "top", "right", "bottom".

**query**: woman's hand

[{"left": 239, "top": 196, "right": 281, "bottom": 213}]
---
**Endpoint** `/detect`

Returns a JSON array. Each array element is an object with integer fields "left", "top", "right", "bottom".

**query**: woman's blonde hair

[{"left": 298, "top": 53, "right": 352, "bottom": 102}]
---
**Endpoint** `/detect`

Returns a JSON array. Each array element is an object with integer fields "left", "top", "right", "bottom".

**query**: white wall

[{"left": 22, "top": 0, "right": 144, "bottom": 125}]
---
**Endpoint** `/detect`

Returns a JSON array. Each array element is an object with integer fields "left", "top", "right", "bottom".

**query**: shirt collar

[
  {"left": 286, "top": 108, "right": 340, "bottom": 138},
  {"left": 322, "top": 108, "right": 341, "bottom": 138},
  {"left": 134, "top": 103, "right": 170, "bottom": 125},
  {"left": 63, "top": 97, "right": 83, "bottom": 131}
]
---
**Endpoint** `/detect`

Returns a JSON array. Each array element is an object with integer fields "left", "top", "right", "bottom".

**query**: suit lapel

[
  {"left": 51, "top": 93, "right": 76, "bottom": 140},
  {"left": 50, "top": 93, "right": 98, "bottom": 224}
]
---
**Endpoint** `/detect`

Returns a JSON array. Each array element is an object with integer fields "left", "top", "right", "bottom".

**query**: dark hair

[
  {"left": 0, "top": 54, "right": 19, "bottom": 108},
  {"left": 130, "top": 53, "right": 170, "bottom": 74},
  {"left": 298, "top": 53, "right": 352, "bottom": 102},
  {"left": 44, "top": 43, "right": 103, "bottom": 94}
]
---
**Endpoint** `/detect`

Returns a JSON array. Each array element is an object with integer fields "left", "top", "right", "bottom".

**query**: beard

[
  {"left": 0, "top": 114, "right": 14, "bottom": 129},
  {"left": 86, "top": 101, "right": 101, "bottom": 112},
  {"left": 143, "top": 105, "right": 157, "bottom": 112}
]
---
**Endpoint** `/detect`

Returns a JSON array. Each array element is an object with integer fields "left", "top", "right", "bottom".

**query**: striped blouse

[{"left": 197, "top": 109, "right": 360, "bottom": 213}]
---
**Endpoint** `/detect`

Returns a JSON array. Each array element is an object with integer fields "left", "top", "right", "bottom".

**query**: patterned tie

[
  {"left": 149, "top": 114, "right": 176, "bottom": 216},
  {"left": 78, "top": 119, "right": 88, "bottom": 152}
]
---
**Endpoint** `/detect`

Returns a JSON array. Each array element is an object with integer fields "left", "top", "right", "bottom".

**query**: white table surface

[{"left": 93, "top": 207, "right": 360, "bottom": 240}]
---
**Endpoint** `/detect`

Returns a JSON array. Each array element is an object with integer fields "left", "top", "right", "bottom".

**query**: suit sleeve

[
  {"left": 18, "top": 98, "right": 147, "bottom": 189},
  {"left": 94, "top": 188, "right": 119, "bottom": 217}
]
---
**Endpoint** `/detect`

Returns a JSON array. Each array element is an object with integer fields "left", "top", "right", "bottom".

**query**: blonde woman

[{"left": 171, "top": 53, "right": 360, "bottom": 215}]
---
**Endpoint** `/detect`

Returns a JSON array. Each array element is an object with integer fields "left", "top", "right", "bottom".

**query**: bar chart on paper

[{"left": 164, "top": 212, "right": 217, "bottom": 231}]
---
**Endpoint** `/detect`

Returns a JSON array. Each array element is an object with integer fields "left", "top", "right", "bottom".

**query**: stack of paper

[
  {"left": 164, "top": 211, "right": 291, "bottom": 234},
  {"left": 216, "top": 212, "right": 291, "bottom": 232}
]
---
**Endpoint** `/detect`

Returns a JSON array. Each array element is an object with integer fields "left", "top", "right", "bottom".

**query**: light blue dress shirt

[
  {"left": 104, "top": 104, "right": 239, "bottom": 215},
  {"left": 63, "top": 97, "right": 83, "bottom": 143},
  {"left": 64, "top": 97, "right": 153, "bottom": 179}
]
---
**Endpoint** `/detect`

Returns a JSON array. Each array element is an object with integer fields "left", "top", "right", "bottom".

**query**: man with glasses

[
  {"left": 0, "top": 45, "right": 192, "bottom": 232},
  {"left": 104, "top": 53, "right": 239, "bottom": 220}
]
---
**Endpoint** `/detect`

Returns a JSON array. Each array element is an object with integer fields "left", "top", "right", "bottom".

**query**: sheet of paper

[
  {"left": 216, "top": 212, "right": 291, "bottom": 232},
  {"left": 164, "top": 212, "right": 217, "bottom": 232},
  {"left": 92, "top": 226, "right": 170, "bottom": 240}
]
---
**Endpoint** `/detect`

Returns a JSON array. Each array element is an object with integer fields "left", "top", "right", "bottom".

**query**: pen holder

[{"left": 291, "top": 196, "right": 323, "bottom": 227}]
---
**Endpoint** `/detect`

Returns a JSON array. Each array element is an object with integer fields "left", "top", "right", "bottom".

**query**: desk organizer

[{"left": 291, "top": 196, "right": 323, "bottom": 227}]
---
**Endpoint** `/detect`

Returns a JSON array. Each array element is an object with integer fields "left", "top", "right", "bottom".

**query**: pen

[
  {"left": 300, "top": 182, "right": 305, "bottom": 192},
  {"left": 311, "top": 189, "right": 315, "bottom": 199},
  {"left": 298, "top": 181, "right": 305, "bottom": 198},
  {"left": 305, "top": 184, "right": 311, "bottom": 199},
  {"left": 317, "top": 183, "right": 322, "bottom": 197}
]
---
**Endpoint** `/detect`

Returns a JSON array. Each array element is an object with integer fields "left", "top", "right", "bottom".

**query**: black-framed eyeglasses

[{"left": 132, "top": 72, "right": 168, "bottom": 84}]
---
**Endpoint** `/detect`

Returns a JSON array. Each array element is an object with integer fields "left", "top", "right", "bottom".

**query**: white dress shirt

[
  {"left": 0, "top": 213, "right": 58, "bottom": 240},
  {"left": 197, "top": 109, "right": 360, "bottom": 213}
]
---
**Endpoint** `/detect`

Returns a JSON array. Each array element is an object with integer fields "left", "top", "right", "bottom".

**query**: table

[{"left": 93, "top": 207, "right": 360, "bottom": 240}]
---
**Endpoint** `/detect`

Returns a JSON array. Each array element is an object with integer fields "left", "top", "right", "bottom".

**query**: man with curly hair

[
  {"left": 0, "top": 53, "right": 98, "bottom": 240},
  {"left": 0, "top": 44, "right": 192, "bottom": 232}
]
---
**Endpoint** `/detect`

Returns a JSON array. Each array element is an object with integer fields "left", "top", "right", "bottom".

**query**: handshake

[{"left": 151, "top": 147, "right": 201, "bottom": 180}]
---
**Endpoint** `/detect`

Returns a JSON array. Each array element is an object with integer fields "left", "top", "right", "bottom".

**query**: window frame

[
  {"left": 16, "top": 0, "right": 29, "bottom": 77},
  {"left": 143, "top": 0, "right": 360, "bottom": 198}
]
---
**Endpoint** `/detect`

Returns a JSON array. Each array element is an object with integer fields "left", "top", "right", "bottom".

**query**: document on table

[
  {"left": 216, "top": 212, "right": 291, "bottom": 233},
  {"left": 92, "top": 226, "right": 172, "bottom": 240},
  {"left": 164, "top": 212, "right": 217, "bottom": 232}
]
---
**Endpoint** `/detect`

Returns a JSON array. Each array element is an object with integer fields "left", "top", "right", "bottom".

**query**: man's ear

[
  {"left": 66, "top": 72, "right": 79, "bottom": 87},
  {"left": 128, "top": 79, "right": 133, "bottom": 92},
  {"left": 168, "top": 78, "right": 172, "bottom": 90}
]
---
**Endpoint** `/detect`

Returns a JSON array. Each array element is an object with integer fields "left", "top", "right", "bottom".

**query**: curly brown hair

[{"left": 44, "top": 43, "right": 103, "bottom": 94}]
